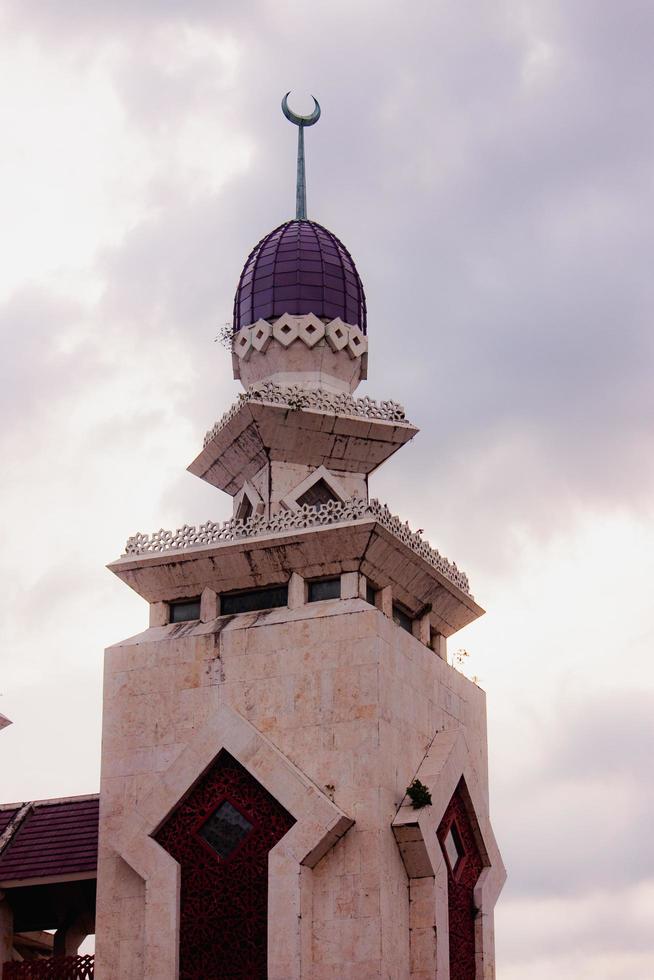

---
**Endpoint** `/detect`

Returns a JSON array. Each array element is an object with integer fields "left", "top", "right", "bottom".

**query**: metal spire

[{"left": 281, "top": 92, "right": 321, "bottom": 220}]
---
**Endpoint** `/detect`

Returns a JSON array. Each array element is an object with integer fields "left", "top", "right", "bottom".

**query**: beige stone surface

[
  {"left": 110, "top": 518, "right": 483, "bottom": 638},
  {"left": 288, "top": 571, "right": 305, "bottom": 610},
  {"left": 412, "top": 611, "right": 431, "bottom": 645},
  {"left": 279, "top": 464, "right": 352, "bottom": 512},
  {"left": 233, "top": 318, "right": 367, "bottom": 393},
  {"left": 97, "top": 592, "right": 502, "bottom": 978},
  {"left": 267, "top": 460, "right": 368, "bottom": 515},
  {"left": 340, "top": 571, "right": 365, "bottom": 600},
  {"left": 199, "top": 587, "right": 218, "bottom": 622},
  {"left": 188, "top": 398, "right": 417, "bottom": 496},
  {"left": 232, "top": 479, "right": 265, "bottom": 520},
  {"left": 148, "top": 601, "right": 167, "bottom": 628}
]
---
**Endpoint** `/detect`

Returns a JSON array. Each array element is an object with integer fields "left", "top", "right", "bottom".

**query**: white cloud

[
  {"left": 498, "top": 882, "right": 654, "bottom": 979},
  {"left": 0, "top": 25, "right": 252, "bottom": 299}
]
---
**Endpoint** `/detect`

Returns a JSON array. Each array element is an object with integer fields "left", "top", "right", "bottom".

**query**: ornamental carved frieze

[
  {"left": 123, "top": 497, "right": 472, "bottom": 596},
  {"left": 203, "top": 382, "right": 408, "bottom": 449},
  {"left": 233, "top": 314, "right": 367, "bottom": 362}
]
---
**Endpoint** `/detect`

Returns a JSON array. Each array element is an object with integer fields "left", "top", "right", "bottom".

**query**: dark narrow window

[
  {"left": 221, "top": 584, "right": 288, "bottom": 615},
  {"left": 366, "top": 582, "right": 377, "bottom": 606},
  {"left": 443, "top": 821, "right": 465, "bottom": 873},
  {"left": 308, "top": 577, "right": 341, "bottom": 602},
  {"left": 297, "top": 478, "right": 339, "bottom": 510},
  {"left": 236, "top": 496, "right": 253, "bottom": 522},
  {"left": 170, "top": 598, "right": 201, "bottom": 623},
  {"left": 392, "top": 603, "right": 413, "bottom": 633}
]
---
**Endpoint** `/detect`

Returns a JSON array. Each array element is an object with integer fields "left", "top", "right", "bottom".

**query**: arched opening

[
  {"left": 155, "top": 750, "right": 295, "bottom": 980},
  {"left": 437, "top": 780, "right": 484, "bottom": 980}
]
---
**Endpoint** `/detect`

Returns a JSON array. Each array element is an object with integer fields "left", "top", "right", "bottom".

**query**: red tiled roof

[{"left": 0, "top": 796, "right": 99, "bottom": 884}]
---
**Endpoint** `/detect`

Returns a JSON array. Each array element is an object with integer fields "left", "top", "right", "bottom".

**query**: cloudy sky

[{"left": 1, "top": 1, "right": 653, "bottom": 975}]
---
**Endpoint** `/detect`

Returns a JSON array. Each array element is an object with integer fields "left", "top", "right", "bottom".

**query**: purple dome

[{"left": 233, "top": 220, "right": 367, "bottom": 334}]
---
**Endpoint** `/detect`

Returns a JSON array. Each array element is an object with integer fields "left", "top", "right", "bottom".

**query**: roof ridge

[
  {"left": 0, "top": 802, "right": 32, "bottom": 857},
  {"left": 0, "top": 793, "right": 99, "bottom": 811}
]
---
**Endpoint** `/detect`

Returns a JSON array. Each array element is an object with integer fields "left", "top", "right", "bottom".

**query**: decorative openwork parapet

[
  {"left": 203, "top": 382, "right": 408, "bottom": 449},
  {"left": 3, "top": 956, "right": 94, "bottom": 979},
  {"left": 123, "top": 498, "right": 472, "bottom": 596}
]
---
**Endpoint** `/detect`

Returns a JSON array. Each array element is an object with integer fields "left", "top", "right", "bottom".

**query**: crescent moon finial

[
  {"left": 282, "top": 91, "right": 321, "bottom": 128},
  {"left": 281, "top": 92, "right": 321, "bottom": 220}
]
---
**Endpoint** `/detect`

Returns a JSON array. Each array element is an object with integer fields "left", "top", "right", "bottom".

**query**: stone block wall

[{"left": 96, "top": 595, "right": 488, "bottom": 979}]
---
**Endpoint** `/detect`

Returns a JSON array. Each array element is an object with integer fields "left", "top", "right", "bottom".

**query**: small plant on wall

[
  {"left": 406, "top": 778, "right": 432, "bottom": 809},
  {"left": 451, "top": 647, "right": 483, "bottom": 687},
  {"left": 214, "top": 321, "right": 233, "bottom": 349}
]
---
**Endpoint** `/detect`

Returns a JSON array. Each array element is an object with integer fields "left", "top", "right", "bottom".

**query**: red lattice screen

[
  {"left": 155, "top": 750, "right": 295, "bottom": 980},
  {"left": 437, "top": 782, "right": 484, "bottom": 980},
  {"left": 3, "top": 956, "right": 94, "bottom": 979}
]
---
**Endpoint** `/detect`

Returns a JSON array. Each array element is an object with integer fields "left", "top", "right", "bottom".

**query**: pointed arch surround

[
  {"left": 232, "top": 480, "right": 264, "bottom": 522},
  {"left": 437, "top": 781, "right": 485, "bottom": 980},
  {"left": 280, "top": 465, "right": 350, "bottom": 512},
  {"left": 110, "top": 703, "right": 353, "bottom": 980},
  {"left": 392, "top": 729, "right": 505, "bottom": 979},
  {"left": 155, "top": 750, "right": 295, "bottom": 979}
]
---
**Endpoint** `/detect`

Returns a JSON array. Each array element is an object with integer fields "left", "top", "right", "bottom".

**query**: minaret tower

[{"left": 95, "top": 94, "right": 505, "bottom": 980}]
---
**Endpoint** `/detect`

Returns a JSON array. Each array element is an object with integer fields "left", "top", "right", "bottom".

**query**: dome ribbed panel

[{"left": 233, "top": 220, "right": 367, "bottom": 334}]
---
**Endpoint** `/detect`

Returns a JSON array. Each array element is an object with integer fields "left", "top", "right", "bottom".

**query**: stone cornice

[
  {"left": 123, "top": 498, "right": 472, "bottom": 597},
  {"left": 203, "top": 382, "right": 408, "bottom": 449}
]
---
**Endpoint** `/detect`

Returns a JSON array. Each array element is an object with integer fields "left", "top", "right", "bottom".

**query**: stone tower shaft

[
  {"left": 95, "top": 98, "right": 504, "bottom": 979},
  {"left": 96, "top": 376, "right": 504, "bottom": 978}
]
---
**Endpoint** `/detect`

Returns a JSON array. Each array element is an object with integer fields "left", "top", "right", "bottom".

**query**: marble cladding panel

[
  {"left": 95, "top": 851, "right": 146, "bottom": 979},
  {"left": 263, "top": 459, "right": 368, "bottom": 511},
  {"left": 237, "top": 335, "right": 366, "bottom": 394},
  {"left": 98, "top": 599, "right": 489, "bottom": 978}
]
